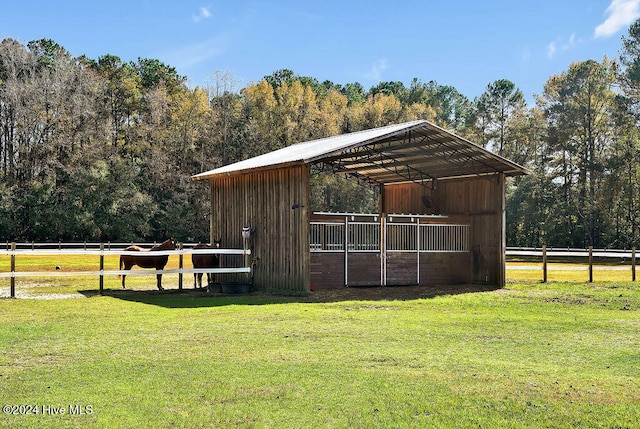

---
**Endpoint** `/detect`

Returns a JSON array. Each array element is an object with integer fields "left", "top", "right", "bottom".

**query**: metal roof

[{"left": 192, "top": 120, "right": 529, "bottom": 184}]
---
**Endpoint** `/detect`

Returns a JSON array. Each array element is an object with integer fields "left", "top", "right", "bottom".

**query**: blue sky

[{"left": 2, "top": 0, "right": 639, "bottom": 104}]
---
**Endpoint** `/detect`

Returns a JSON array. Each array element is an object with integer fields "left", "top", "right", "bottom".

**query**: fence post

[
  {"left": 242, "top": 228, "right": 252, "bottom": 285},
  {"left": 588, "top": 246, "right": 593, "bottom": 283},
  {"left": 633, "top": 247, "right": 636, "bottom": 282},
  {"left": 10, "top": 242, "right": 16, "bottom": 298},
  {"left": 99, "top": 243, "right": 104, "bottom": 294},
  {"left": 542, "top": 245, "right": 547, "bottom": 283},
  {"left": 243, "top": 233, "right": 251, "bottom": 269},
  {"left": 178, "top": 243, "right": 183, "bottom": 290}
]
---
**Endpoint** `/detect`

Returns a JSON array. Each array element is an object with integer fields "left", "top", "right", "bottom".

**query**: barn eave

[{"left": 192, "top": 120, "right": 529, "bottom": 185}]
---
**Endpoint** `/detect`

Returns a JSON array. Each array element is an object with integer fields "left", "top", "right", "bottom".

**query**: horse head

[{"left": 152, "top": 238, "right": 178, "bottom": 251}]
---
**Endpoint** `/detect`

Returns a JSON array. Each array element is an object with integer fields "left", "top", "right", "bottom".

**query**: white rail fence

[
  {"left": 0, "top": 243, "right": 251, "bottom": 298},
  {"left": 2, "top": 243, "right": 638, "bottom": 298},
  {"left": 506, "top": 246, "right": 638, "bottom": 282}
]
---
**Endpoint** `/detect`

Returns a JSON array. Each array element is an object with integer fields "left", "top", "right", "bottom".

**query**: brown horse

[
  {"left": 119, "top": 238, "right": 177, "bottom": 290},
  {"left": 192, "top": 239, "right": 221, "bottom": 288}
]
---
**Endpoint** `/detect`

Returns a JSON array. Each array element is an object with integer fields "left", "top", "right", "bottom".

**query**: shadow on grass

[
  {"left": 81, "top": 288, "right": 290, "bottom": 308},
  {"left": 80, "top": 283, "right": 501, "bottom": 309}
]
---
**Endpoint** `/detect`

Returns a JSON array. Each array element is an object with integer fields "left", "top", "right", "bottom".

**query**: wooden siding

[
  {"left": 310, "top": 248, "right": 472, "bottom": 288},
  {"left": 383, "top": 175, "right": 505, "bottom": 287},
  {"left": 381, "top": 183, "right": 438, "bottom": 214},
  {"left": 310, "top": 252, "right": 344, "bottom": 289},
  {"left": 386, "top": 253, "right": 418, "bottom": 285},
  {"left": 347, "top": 253, "right": 381, "bottom": 286},
  {"left": 209, "top": 165, "right": 310, "bottom": 292},
  {"left": 419, "top": 252, "right": 472, "bottom": 285}
]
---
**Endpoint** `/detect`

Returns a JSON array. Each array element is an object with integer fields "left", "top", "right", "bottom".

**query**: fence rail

[
  {"left": 507, "top": 248, "right": 634, "bottom": 258},
  {"left": 3, "top": 242, "right": 205, "bottom": 251},
  {"left": 0, "top": 243, "right": 252, "bottom": 298},
  {"left": 506, "top": 245, "right": 637, "bottom": 283},
  {"left": 2, "top": 243, "right": 638, "bottom": 298}
]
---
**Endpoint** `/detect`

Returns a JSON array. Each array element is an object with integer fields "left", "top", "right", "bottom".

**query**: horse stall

[
  {"left": 192, "top": 120, "right": 528, "bottom": 293},
  {"left": 310, "top": 213, "right": 471, "bottom": 288},
  {"left": 310, "top": 174, "right": 507, "bottom": 288}
]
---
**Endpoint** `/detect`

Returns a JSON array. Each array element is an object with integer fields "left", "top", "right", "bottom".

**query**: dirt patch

[{"left": 0, "top": 289, "right": 89, "bottom": 300}]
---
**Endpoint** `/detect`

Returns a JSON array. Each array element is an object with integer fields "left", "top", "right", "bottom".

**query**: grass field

[{"left": 0, "top": 255, "right": 639, "bottom": 428}]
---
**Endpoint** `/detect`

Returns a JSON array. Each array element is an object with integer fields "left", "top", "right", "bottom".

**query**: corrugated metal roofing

[{"left": 192, "top": 120, "right": 529, "bottom": 184}]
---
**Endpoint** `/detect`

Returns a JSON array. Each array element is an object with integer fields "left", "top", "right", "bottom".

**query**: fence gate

[{"left": 310, "top": 214, "right": 470, "bottom": 288}]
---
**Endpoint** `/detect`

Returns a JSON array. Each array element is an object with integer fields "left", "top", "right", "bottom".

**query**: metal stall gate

[{"left": 310, "top": 213, "right": 470, "bottom": 288}]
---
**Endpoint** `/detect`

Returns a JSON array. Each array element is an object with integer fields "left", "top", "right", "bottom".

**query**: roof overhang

[{"left": 192, "top": 120, "right": 529, "bottom": 184}]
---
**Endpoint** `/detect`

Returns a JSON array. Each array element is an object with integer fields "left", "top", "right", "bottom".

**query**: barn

[{"left": 192, "top": 120, "right": 528, "bottom": 292}]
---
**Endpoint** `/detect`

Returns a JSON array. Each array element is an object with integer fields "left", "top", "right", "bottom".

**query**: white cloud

[
  {"left": 547, "top": 33, "right": 579, "bottom": 58},
  {"left": 365, "top": 59, "right": 388, "bottom": 82},
  {"left": 595, "top": 0, "right": 640, "bottom": 38},
  {"left": 193, "top": 6, "right": 212, "bottom": 23}
]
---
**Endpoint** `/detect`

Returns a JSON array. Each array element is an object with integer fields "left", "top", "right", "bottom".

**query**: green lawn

[{"left": 0, "top": 277, "right": 638, "bottom": 428}]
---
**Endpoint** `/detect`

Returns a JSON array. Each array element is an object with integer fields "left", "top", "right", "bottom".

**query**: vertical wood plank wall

[
  {"left": 209, "top": 165, "right": 311, "bottom": 292},
  {"left": 383, "top": 174, "right": 505, "bottom": 287}
]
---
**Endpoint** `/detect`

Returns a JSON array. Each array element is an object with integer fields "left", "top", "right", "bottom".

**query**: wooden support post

[
  {"left": 632, "top": 247, "right": 636, "bottom": 282},
  {"left": 344, "top": 216, "right": 349, "bottom": 287},
  {"left": 542, "top": 245, "right": 547, "bottom": 283},
  {"left": 416, "top": 219, "right": 420, "bottom": 286},
  {"left": 381, "top": 214, "right": 386, "bottom": 286},
  {"left": 588, "top": 246, "right": 593, "bottom": 283},
  {"left": 178, "top": 243, "right": 184, "bottom": 290},
  {"left": 10, "top": 242, "right": 16, "bottom": 298},
  {"left": 99, "top": 243, "right": 104, "bottom": 294},
  {"left": 498, "top": 173, "right": 506, "bottom": 288}
]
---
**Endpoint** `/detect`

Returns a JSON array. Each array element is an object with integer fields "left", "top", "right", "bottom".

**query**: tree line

[{"left": 2, "top": 21, "right": 640, "bottom": 247}]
